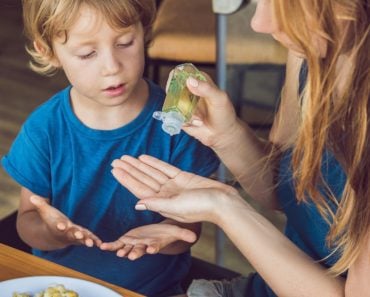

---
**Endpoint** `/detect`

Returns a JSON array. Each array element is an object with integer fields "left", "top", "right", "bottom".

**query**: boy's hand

[
  {"left": 100, "top": 223, "right": 196, "bottom": 260},
  {"left": 30, "top": 195, "right": 102, "bottom": 248}
]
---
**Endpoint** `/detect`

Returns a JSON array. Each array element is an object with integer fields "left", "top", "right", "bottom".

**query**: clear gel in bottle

[{"left": 153, "top": 63, "right": 206, "bottom": 136}]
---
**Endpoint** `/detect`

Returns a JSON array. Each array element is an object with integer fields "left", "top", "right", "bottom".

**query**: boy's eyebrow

[{"left": 67, "top": 29, "right": 135, "bottom": 48}]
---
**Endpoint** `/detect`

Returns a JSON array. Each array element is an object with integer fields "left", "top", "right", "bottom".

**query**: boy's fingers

[
  {"left": 30, "top": 195, "right": 48, "bottom": 209},
  {"left": 74, "top": 231, "right": 83, "bottom": 239},
  {"left": 101, "top": 240, "right": 124, "bottom": 251},
  {"left": 146, "top": 242, "right": 160, "bottom": 254},
  {"left": 117, "top": 244, "right": 134, "bottom": 257},
  {"left": 57, "top": 222, "right": 66, "bottom": 231},
  {"left": 177, "top": 228, "right": 197, "bottom": 243},
  {"left": 85, "top": 238, "right": 94, "bottom": 247},
  {"left": 128, "top": 244, "right": 146, "bottom": 260}
]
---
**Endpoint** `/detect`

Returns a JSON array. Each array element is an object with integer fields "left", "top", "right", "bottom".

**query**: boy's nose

[{"left": 101, "top": 51, "right": 121, "bottom": 76}]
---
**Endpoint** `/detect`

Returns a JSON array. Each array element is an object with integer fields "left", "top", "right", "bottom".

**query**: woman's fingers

[
  {"left": 111, "top": 159, "right": 163, "bottom": 196},
  {"left": 186, "top": 74, "right": 226, "bottom": 108},
  {"left": 112, "top": 156, "right": 168, "bottom": 191},
  {"left": 121, "top": 155, "right": 172, "bottom": 185},
  {"left": 111, "top": 167, "right": 156, "bottom": 198},
  {"left": 137, "top": 155, "right": 181, "bottom": 179}
]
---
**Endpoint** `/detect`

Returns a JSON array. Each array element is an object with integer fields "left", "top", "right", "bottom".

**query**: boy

[{"left": 1, "top": 1, "right": 219, "bottom": 296}]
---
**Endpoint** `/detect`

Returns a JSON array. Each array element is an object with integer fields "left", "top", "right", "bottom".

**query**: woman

[{"left": 111, "top": 0, "right": 370, "bottom": 296}]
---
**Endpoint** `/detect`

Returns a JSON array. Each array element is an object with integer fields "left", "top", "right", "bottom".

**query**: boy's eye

[
  {"left": 78, "top": 51, "right": 95, "bottom": 60},
  {"left": 117, "top": 40, "right": 134, "bottom": 48}
]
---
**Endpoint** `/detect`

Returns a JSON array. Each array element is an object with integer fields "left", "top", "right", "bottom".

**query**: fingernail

[
  {"left": 187, "top": 77, "right": 199, "bottom": 87},
  {"left": 75, "top": 231, "right": 83, "bottom": 239},
  {"left": 30, "top": 196, "right": 37, "bottom": 203},
  {"left": 191, "top": 119, "right": 203, "bottom": 127},
  {"left": 57, "top": 223, "right": 66, "bottom": 230},
  {"left": 86, "top": 239, "right": 93, "bottom": 247},
  {"left": 135, "top": 204, "right": 147, "bottom": 211}
]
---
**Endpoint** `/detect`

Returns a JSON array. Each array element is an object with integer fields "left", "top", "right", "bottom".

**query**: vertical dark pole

[{"left": 215, "top": 12, "right": 227, "bottom": 267}]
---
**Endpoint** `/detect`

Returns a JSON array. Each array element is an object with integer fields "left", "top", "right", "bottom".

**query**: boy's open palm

[
  {"left": 100, "top": 223, "right": 196, "bottom": 260},
  {"left": 30, "top": 195, "right": 102, "bottom": 248}
]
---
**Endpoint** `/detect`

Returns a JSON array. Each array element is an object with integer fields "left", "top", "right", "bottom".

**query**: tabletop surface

[{"left": 0, "top": 243, "right": 144, "bottom": 297}]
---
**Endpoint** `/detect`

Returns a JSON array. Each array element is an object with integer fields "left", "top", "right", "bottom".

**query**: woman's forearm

[
  {"left": 212, "top": 119, "right": 279, "bottom": 209},
  {"left": 215, "top": 194, "right": 345, "bottom": 297}
]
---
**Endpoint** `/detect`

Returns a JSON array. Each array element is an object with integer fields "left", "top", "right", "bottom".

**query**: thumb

[
  {"left": 30, "top": 195, "right": 50, "bottom": 215},
  {"left": 30, "top": 195, "right": 47, "bottom": 207},
  {"left": 176, "top": 227, "right": 197, "bottom": 243},
  {"left": 186, "top": 75, "right": 225, "bottom": 106},
  {"left": 135, "top": 198, "right": 191, "bottom": 224},
  {"left": 135, "top": 198, "right": 164, "bottom": 213}
]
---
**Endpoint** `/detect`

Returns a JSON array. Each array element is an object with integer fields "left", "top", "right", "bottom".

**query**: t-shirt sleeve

[
  {"left": 170, "top": 133, "right": 220, "bottom": 177},
  {"left": 1, "top": 124, "right": 51, "bottom": 197}
]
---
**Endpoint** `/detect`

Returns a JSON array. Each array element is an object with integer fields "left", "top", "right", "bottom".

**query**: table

[{"left": 0, "top": 243, "right": 144, "bottom": 297}]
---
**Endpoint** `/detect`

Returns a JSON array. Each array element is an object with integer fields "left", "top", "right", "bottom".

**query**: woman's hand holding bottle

[{"left": 179, "top": 73, "right": 243, "bottom": 151}]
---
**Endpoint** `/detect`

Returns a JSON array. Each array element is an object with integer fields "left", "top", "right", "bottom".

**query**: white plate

[{"left": 0, "top": 276, "right": 122, "bottom": 297}]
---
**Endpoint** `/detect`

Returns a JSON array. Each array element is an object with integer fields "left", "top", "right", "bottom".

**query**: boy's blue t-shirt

[{"left": 1, "top": 81, "right": 220, "bottom": 297}]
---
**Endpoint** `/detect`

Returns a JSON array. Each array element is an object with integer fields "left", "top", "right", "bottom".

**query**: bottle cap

[{"left": 153, "top": 110, "right": 185, "bottom": 136}]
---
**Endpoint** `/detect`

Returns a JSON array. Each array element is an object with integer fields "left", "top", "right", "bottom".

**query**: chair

[
  {"left": 146, "top": 0, "right": 287, "bottom": 127},
  {"left": 146, "top": 0, "right": 216, "bottom": 83},
  {"left": 0, "top": 211, "right": 31, "bottom": 253}
]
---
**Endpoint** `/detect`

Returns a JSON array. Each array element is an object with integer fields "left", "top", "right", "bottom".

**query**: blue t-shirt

[
  {"left": 1, "top": 81, "right": 220, "bottom": 297},
  {"left": 248, "top": 62, "right": 347, "bottom": 297},
  {"left": 249, "top": 150, "right": 346, "bottom": 297}
]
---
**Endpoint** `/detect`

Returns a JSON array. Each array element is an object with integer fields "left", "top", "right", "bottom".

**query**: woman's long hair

[{"left": 274, "top": 0, "right": 369, "bottom": 274}]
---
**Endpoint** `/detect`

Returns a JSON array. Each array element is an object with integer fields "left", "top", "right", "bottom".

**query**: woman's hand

[
  {"left": 100, "top": 223, "right": 197, "bottom": 260},
  {"left": 167, "top": 71, "right": 240, "bottom": 150},
  {"left": 111, "top": 154, "right": 239, "bottom": 223},
  {"left": 30, "top": 195, "right": 102, "bottom": 248}
]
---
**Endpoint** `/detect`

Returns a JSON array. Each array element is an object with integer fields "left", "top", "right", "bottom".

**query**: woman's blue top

[{"left": 249, "top": 62, "right": 347, "bottom": 296}]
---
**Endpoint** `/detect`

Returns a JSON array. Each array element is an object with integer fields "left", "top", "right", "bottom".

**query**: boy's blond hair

[{"left": 22, "top": 0, "right": 156, "bottom": 75}]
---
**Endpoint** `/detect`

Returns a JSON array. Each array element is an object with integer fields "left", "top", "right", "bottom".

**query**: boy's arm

[
  {"left": 17, "top": 187, "right": 101, "bottom": 250},
  {"left": 158, "top": 219, "right": 201, "bottom": 255}
]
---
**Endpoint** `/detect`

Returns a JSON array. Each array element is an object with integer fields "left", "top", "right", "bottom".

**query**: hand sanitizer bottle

[{"left": 153, "top": 63, "right": 206, "bottom": 136}]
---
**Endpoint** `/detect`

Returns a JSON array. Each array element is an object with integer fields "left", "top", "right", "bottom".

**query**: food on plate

[{"left": 13, "top": 284, "right": 78, "bottom": 297}]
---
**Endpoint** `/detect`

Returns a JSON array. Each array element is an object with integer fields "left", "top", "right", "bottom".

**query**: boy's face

[{"left": 51, "top": 5, "right": 146, "bottom": 109}]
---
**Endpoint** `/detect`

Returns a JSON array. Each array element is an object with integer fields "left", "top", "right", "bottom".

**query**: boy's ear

[{"left": 33, "top": 40, "right": 61, "bottom": 67}]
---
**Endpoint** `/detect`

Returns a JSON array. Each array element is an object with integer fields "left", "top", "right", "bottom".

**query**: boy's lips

[{"left": 103, "top": 83, "right": 125, "bottom": 97}]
